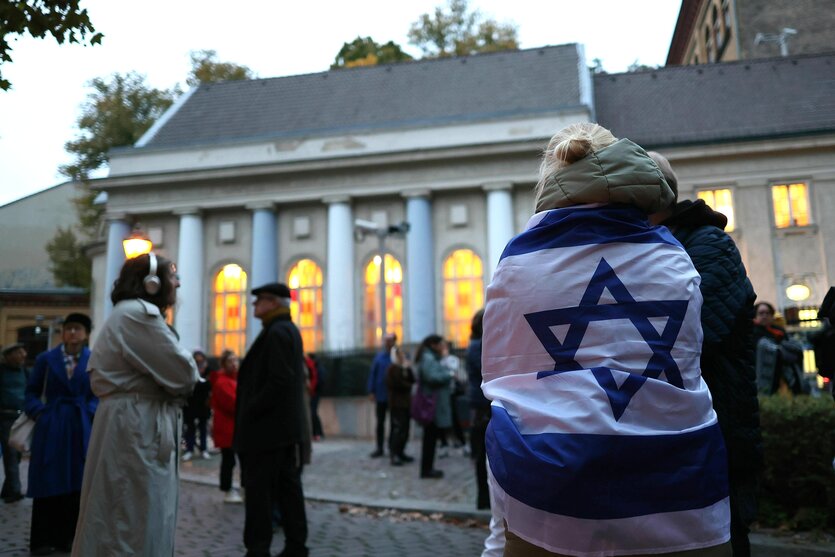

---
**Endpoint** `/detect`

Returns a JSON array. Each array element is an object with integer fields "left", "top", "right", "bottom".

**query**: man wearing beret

[
  {"left": 234, "top": 283, "right": 310, "bottom": 557},
  {"left": 0, "top": 342, "right": 28, "bottom": 503}
]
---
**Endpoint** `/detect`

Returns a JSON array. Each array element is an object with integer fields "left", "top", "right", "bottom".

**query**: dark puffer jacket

[{"left": 661, "top": 199, "right": 762, "bottom": 482}]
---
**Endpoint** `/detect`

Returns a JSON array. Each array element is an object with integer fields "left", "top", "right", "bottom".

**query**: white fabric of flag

[{"left": 483, "top": 203, "right": 730, "bottom": 557}]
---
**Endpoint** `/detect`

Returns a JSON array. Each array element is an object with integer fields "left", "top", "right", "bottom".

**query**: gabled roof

[
  {"left": 593, "top": 52, "right": 835, "bottom": 148},
  {"left": 141, "top": 44, "right": 586, "bottom": 150}
]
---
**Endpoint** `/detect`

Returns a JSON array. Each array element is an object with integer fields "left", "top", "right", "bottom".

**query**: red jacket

[{"left": 210, "top": 371, "right": 237, "bottom": 449}]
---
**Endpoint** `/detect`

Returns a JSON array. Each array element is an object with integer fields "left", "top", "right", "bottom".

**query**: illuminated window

[
  {"left": 363, "top": 254, "right": 404, "bottom": 347},
  {"left": 772, "top": 183, "right": 810, "bottom": 228},
  {"left": 287, "top": 259, "right": 324, "bottom": 351},
  {"left": 212, "top": 264, "right": 248, "bottom": 356},
  {"left": 697, "top": 188, "right": 736, "bottom": 231},
  {"left": 442, "top": 249, "right": 484, "bottom": 349}
]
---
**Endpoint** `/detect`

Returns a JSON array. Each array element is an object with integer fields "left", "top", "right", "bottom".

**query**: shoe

[
  {"left": 420, "top": 469, "right": 444, "bottom": 479},
  {"left": 369, "top": 449, "right": 384, "bottom": 458},
  {"left": 399, "top": 454, "right": 414, "bottom": 463},
  {"left": 390, "top": 456, "right": 403, "bottom": 466},
  {"left": 223, "top": 489, "right": 243, "bottom": 504},
  {"left": 201, "top": 451, "right": 212, "bottom": 460},
  {"left": 30, "top": 547, "right": 55, "bottom": 556},
  {"left": 3, "top": 492, "right": 23, "bottom": 503},
  {"left": 182, "top": 451, "right": 193, "bottom": 462}
]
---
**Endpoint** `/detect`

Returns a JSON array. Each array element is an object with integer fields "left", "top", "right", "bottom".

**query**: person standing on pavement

[
  {"left": 234, "top": 282, "right": 310, "bottom": 557},
  {"left": 367, "top": 332, "right": 396, "bottom": 458},
  {"left": 465, "top": 309, "right": 490, "bottom": 510},
  {"left": 183, "top": 349, "right": 212, "bottom": 461},
  {"left": 649, "top": 152, "right": 762, "bottom": 557},
  {"left": 0, "top": 342, "right": 28, "bottom": 504},
  {"left": 416, "top": 334, "right": 453, "bottom": 479},
  {"left": 72, "top": 253, "right": 199, "bottom": 557},
  {"left": 385, "top": 345, "right": 415, "bottom": 466},
  {"left": 211, "top": 349, "right": 243, "bottom": 503},
  {"left": 26, "top": 313, "right": 97, "bottom": 555}
]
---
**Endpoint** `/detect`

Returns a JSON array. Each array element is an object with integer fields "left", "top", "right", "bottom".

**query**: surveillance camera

[{"left": 354, "top": 219, "right": 380, "bottom": 233}]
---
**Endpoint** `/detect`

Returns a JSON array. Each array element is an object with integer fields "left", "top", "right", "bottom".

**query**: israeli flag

[{"left": 483, "top": 204, "right": 730, "bottom": 557}]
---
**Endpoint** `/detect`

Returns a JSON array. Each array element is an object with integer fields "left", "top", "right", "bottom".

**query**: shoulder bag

[{"left": 9, "top": 368, "right": 47, "bottom": 454}]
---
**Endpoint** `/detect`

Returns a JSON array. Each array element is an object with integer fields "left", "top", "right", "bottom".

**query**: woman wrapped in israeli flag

[{"left": 483, "top": 123, "right": 731, "bottom": 557}]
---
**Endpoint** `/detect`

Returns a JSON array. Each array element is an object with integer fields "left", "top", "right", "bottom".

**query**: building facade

[{"left": 91, "top": 44, "right": 835, "bottom": 354}]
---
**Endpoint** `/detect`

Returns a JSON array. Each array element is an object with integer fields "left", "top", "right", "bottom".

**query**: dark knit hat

[
  {"left": 251, "top": 282, "right": 291, "bottom": 298},
  {"left": 1, "top": 342, "right": 24, "bottom": 356},
  {"left": 63, "top": 313, "right": 92, "bottom": 333}
]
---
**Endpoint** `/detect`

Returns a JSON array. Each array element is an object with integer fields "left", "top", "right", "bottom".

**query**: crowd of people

[{"left": 0, "top": 121, "right": 833, "bottom": 557}]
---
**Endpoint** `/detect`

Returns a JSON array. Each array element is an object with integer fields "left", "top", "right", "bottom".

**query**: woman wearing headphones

[{"left": 72, "top": 253, "right": 200, "bottom": 556}]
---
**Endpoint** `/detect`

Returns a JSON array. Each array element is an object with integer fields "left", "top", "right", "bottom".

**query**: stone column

[
  {"left": 484, "top": 182, "right": 515, "bottom": 283},
  {"left": 247, "top": 203, "right": 278, "bottom": 343},
  {"left": 324, "top": 196, "right": 355, "bottom": 350},
  {"left": 103, "top": 216, "right": 131, "bottom": 319},
  {"left": 404, "top": 191, "right": 436, "bottom": 344},
  {"left": 175, "top": 209, "right": 204, "bottom": 351}
]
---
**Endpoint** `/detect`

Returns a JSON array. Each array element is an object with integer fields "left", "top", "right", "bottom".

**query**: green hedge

[{"left": 758, "top": 395, "right": 835, "bottom": 530}]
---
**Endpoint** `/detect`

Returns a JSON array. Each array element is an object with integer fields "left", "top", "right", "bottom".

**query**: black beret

[
  {"left": 64, "top": 313, "right": 92, "bottom": 333},
  {"left": 251, "top": 282, "right": 291, "bottom": 298}
]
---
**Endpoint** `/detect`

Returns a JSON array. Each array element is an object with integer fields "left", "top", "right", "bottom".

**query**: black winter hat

[
  {"left": 64, "top": 313, "right": 92, "bottom": 333},
  {"left": 251, "top": 282, "right": 291, "bottom": 298}
]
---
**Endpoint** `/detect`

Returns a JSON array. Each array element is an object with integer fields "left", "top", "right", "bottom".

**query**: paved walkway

[{"left": 2, "top": 437, "right": 834, "bottom": 556}]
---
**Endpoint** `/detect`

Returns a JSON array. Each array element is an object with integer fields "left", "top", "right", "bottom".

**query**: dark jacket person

[
  {"left": 650, "top": 152, "right": 761, "bottom": 557},
  {"left": 234, "top": 282, "right": 309, "bottom": 557}
]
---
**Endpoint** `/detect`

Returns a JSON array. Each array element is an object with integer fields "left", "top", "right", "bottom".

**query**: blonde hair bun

[{"left": 554, "top": 135, "right": 593, "bottom": 165}]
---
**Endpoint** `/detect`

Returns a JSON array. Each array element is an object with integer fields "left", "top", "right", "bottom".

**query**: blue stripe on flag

[
  {"left": 487, "top": 405, "right": 729, "bottom": 520},
  {"left": 500, "top": 204, "right": 680, "bottom": 261}
]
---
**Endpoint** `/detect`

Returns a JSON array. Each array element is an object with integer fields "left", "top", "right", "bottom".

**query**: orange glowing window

[
  {"left": 772, "top": 183, "right": 810, "bottom": 228},
  {"left": 287, "top": 258, "right": 324, "bottom": 352},
  {"left": 697, "top": 189, "right": 735, "bottom": 231},
  {"left": 442, "top": 249, "right": 484, "bottom": 349},
  {"left": 363, "top": 254, "right": 403, "bottom": 348},
  {"left": 212, "top": 263, "right": 248, "bottom": 356}
]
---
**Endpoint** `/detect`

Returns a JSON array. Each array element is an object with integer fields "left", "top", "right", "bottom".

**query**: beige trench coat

[{"left": 72, "top": 299, "right": 199, "bottom": 557}]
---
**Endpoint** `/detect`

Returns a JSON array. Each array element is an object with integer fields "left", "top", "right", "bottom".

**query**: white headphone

[{"left": 143, "top": 253, "right": 161, "bottom": 295}]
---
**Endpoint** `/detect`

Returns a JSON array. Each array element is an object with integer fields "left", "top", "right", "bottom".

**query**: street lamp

[
  {"left": 354, "top": 219, "right": 410, "bottom": 344},
  {"left": 122, "top": 225, "right": 153, "bottom": 259}
]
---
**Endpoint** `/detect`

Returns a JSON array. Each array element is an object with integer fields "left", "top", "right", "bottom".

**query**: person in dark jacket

[
  {"left": 234, "top": 282, "right": 309, "bottom": 557},
  {"left": 182, "top": 349, "right": 212, "bottom": 461},
  {"left": 650, "top": 152, "right": 761, "bottom": 557},
  {"left": 465, "top": 309, "right": 490, "bottom": 510},
  {"left": 367, "top": 333, "right": 396, "bottom": 458},
  {"left": 385, "top": 346, "right": 415, "bottom": 466},
  {"left": 0, "top": 342, "right": 28, "bottom": 503}
]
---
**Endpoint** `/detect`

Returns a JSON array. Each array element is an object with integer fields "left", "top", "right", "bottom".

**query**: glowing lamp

[
  {"left": 785, "top": 283, "right": 811, "bottom": 302},
  {"left": 123, "top": 227, "right": 153, "bottom": 259}
]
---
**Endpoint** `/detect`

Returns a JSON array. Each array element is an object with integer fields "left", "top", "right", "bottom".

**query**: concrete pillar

[
  {"left": 485, "top": 183, "right": 515, "bottom": 283},
  {"left": 404, "top": 191, "right": 436, "bottom": 343},
  {"left": 247, "top": 203, "right": 278, "bottom": 343},
  {"left": 103, "top": 217, "right": 130, "bottom": 319},
  {"left": 175, "top": 210, "right": 204, "bottom": 351},
  {"left": 324, "top": 196, "right": 355, "bottom": 350}
]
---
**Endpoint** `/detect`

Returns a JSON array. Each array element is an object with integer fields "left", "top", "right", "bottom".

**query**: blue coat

[
  {"left": 367, "top": 351, "right": 391, "bottom": 403},
  {"left": 24, "top": 345, "right": 97, "bottom": 498}
]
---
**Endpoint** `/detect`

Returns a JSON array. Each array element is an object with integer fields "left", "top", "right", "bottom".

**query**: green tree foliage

[
  {"left": 58, "top": 72, "right": 175, "bottom": 245},
  {"left": 332, "top": 36, "right": 413, "bottom": 69},
  {"left": 186, "top": 49, "right": 254, "bottom": 87},
  {"left": 0, "top": 0, "right": 103, "bottom": 90},
  {"left": 45, "top": 226, "right": 91, "bottom": 289},
  {"left": 407, "top": 0, "right": 518, "bottom": 58}
]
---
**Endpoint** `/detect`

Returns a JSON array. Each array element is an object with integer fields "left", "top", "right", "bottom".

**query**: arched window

[
  {"left": 212, "top": 263, "right": 248, "bottom": 356},
  {"left": 442, "top": 249, "right": 484, "bottom": 348},
  {"left": 287, "top": 258, "right": 324, "bottom": 351},
  {"left": 363, "top": 254, "right": 403, "bottom": 347}
]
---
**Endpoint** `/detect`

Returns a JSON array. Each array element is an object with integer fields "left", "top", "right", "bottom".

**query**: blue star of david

[{"left": 524, "top": 258, "right": 689, "bottom": 421}]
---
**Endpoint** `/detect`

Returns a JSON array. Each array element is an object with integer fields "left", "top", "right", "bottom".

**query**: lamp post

[
  {"left": 122, "top": 225, "right": 153, "bottom": 259},
  {"left": 354, "top": 219, "right": 410, "bottom": 344}
]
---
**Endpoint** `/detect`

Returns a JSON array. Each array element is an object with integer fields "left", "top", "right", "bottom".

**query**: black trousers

[
  {"left": 420, "top": 422, "right": 442, "bottom": 474},
  {"left": 0, "top": 416, "right": 22, "bottom": 498},
  {"left": 388, "top": 406, "right": 411, "bottom": 458},
  {"left": 220, "top": 447, "right": 237, "bottom": 491},
  {"left": 239, "top": 446, "right": 308, "bottom": 557},
  {"left": 310, "top": 396, "right": 323, "bottom": 438},
  {"left": 471, "top": 407, "right": 491, "bottom": 509},
  {"left": 374, "top": 401, "right": 388, "bottom": 452},
  {"left": 30, "top": 492, "right": 80, "bottom": 551}
]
